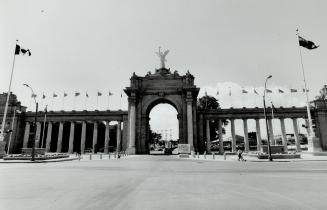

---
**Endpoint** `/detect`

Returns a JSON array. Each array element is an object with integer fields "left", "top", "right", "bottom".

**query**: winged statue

[{"left": 156, "top": 47, "right": 169, "bottom": 69}]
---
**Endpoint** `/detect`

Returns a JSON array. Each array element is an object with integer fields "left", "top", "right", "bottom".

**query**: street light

[
  {"left": 263, "top": 75, "right": 273, "bottom": 161},
  {"left": 23, "top": 83, "right": 38, "bottom": 161}
]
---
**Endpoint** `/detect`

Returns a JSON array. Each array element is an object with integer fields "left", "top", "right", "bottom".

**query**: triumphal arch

[{"left": 124, "top": 54, "right": 199, "bottom": 154}]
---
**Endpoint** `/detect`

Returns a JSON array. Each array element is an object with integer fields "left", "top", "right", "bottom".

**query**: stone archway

[{"left": 124, "top": 68, "right": 199, "bottom": 154}]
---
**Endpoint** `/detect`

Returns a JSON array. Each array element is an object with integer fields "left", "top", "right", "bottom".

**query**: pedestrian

[{"left": 237, "top": 148, "right": 243, "bottom": 161}]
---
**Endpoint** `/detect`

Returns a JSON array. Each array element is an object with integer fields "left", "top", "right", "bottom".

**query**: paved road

[{"left": 1, "top": 155, "right": 327, "bottom": 210}]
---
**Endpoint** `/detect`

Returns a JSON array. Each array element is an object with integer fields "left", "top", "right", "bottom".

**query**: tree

[
  {"left": 149, "top": 129, "right": 162, "bottom": 145},
  {"left": 197, "top": 94, "right": 228, "bottom": 140}
]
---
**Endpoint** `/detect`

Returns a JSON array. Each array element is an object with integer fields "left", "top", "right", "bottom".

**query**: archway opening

[{"left": 148, "top": 104, "right": 179, "bottom": 154}]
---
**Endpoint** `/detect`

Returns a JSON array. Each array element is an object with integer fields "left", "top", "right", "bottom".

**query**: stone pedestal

[{"left": 307, "top": 136, "right": 322, "bottom": 152}]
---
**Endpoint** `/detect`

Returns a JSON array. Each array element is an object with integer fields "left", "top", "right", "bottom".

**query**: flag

[
  {"left": 31, "top": 94, "right": 37, "bottom": 98},
  {"left": 242, "top": 89, "right": 248, "bottom": 94},
  {"left": 290, "top": 89, "right": 297, "bottom": 93},
  {"left": 86, "top": 92, "right": 89, "bottom": 98},
  {"left": 42, "top": 93, "right": 46, "bottom": 99},
  {"left": 15, "top": 44, "right": 31, "bottom": 56},
  {"left": 53, "top": 93, "right": 58, "bottom": 97},
  {"left": 266, "top": 89, "right": 272, "bottom": 93},
  {"left": 278, "top": 89, "right": 284, "bottom": 93},
  {"left": 298, "top": 36, "right": 319, "bottom": 50},
  {"left": 254, "top": 89, "right": 259, "bottom": 95},
  {"left": 75, "top": 92, "right": 80, "bottom": 97},
  {"left": 64, "top": 92, "right": 68, "bottom": 97},
  {"left": 302, "top": 88, "right": 309, "bottom": 92},
  {"left": 97, "top": 92, "right": 102, "bottom": 96},
  {"left": 216, "top": 89, "right": 219, "bottom": 96},
  {"left": 229, "top": 88, "right": 232, "bottom": 96},
  {"left": 109, "top": 91, "right": 113, "bottom": 96}
]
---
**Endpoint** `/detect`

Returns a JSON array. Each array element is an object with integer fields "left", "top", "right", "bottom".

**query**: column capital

[{"left": 128, "top": 97, "right": 136, "bottom": 105}]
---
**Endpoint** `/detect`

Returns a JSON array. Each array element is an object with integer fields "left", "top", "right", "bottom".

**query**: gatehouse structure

[{"left": 1, "top": 54, "right": 327, "bottom": 156}]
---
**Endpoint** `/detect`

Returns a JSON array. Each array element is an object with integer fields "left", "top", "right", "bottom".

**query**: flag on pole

[
  {"left": 31, "top": 94, "right": 37, "bottom": 98},
  {"left": 229, "top": 88, "right": 232, "bottom": 96},
  {"left": 254, "top": 89, "right": 259, "bottom": 95},
  {"left": 75, "top": 92, "right": 80, "bottom": 97},
  {"left": 278, "top": 89, "right": 284, "bottom": 93},
  {"left": 86, "top": 92, "right": 89, "bottom": 98},
  {"left": 271, "top": 102, "right": 278, "bottom": 118},
  {"left": 298, "top": 36, "right": 319, "bottom": 50},
  {"left": 53, "top": 93, "right": 58, "bottom": 97},
  {"left": 109, "top": 91, "right": 113, "bottom": 96},
  {"left": 64, "top": 92, "right": 68, "bottom": 97},
  {"left": 42, "top": 93, "right": 46, "bottom": 99},
  {"left": 97, "top": 91, "right": 102, "bottom": 96},
  {"left": 15, "top": 44, "right": 31, "bottom": 56},
  {"left": 266, "top": 89, "right": 272, "bottom": 93},
  {"left": 290, "top": 89, "right": 297, "bottom": 93},
  {"left": 302, "top": 88, "right": 309, "bottom": 92},
  {"left": 216, "top": 89, "right": 219, "bottom": 96},
  {"left": 242, "top": 89, "right": 248, "bottom": 94}
]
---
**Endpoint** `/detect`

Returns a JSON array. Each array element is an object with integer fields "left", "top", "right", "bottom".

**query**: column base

[
  {"left": 0, "top": 141, "right": 6, "bottom": 158},
  {"left": 307, "top": 136, "right": 322, "bottom": 153},
  {"left": 127, "top": 147, "right": 136, "bottom": 155}
]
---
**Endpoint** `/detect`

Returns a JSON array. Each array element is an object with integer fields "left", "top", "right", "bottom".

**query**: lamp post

[
  {"left": 263, "top": 75, "right": 273, "bottom": 161},
  {"left": 23, "top": 83, "right": 38, "bottom": 161}
]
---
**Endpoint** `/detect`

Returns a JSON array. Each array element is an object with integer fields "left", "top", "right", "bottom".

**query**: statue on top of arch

[
  {"left": 316, "top": 85, "right": 327, "bottom": 100},
  {"left": 156, "top": 47, "right": 169, "bottom": 69}
]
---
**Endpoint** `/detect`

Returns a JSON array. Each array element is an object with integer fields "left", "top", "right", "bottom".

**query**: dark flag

[
  {"left": 15, "top": 44, "right": 31, "bottom": 56},
  {"left": 298, "top": 36, "right": 319, "bottom": 50},
  {"left": 278, "top": 89, "right": 284, "bottom": 93},
  {"left": 64, "top": 92, "right": 68, "bottom": 97},
  {"left": 86, "top": 92, "right": 89, "bottom": 98},
  {"left": 75, "top": 92, "right": 80, "bottom": 97},
  {"left": 266, "top": 89, "right": 272, "bottom": 93},
  {"left": 242, "top": 89, "right": 248, "bottom": 94},
  {"left": 109, "top": 91, "right": 113, "bottom": 96},
  {"left": 271, "top": 103, "right": 278, "bottom": 118},
  {"left": 290, "top": 88, "right": 297, "bottom": 93},
  {"left": 53, "top": 93, "right": 58, "bottom": 97},
  {"left": 42, "top": 93, "right": 46, "bottom": 99},
  {"left": 254, "top": 89, "right": 259, "bottom": 95},
  {"left": 97, "top": 92, "right": 102, "bottom": 96}
]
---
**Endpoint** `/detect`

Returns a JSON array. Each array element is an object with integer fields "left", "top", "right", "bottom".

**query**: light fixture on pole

[
  {"left": 263, "top": 75, "right": 273, "bottom": 161},
  {"left": 23, "top": 83, "right": 38, "bottom": 161}
]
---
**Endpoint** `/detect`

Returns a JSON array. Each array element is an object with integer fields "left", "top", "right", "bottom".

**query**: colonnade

[
  {"left": 205, "top": 117, "right": 305, "bottom": 154},
  {"left": 22, "top": 120, "right": 122, "bottom": 154}
]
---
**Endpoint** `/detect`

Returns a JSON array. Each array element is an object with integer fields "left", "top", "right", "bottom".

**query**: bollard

[
  {"left": 224, "top": 152, "right": 226, "bottom": 160},
  {"left": 108, "top": 153, "right": 111, "bottom": 159},
  {"left": 197, "top": 152, "right": 199, "bottom": 159},
  {"left": 193, "top": 151, "right": 196, "bottom": 158},
  {"left": 89, "top": 154, "right": 92, "bottom": 160},
  {"left": 204, "top": 151, "right": 206, "bottom": 159},
  {"left": 78, "top": 155, "right": 81, "bottom": 161},
  {"left": 213, "top": 152, "right": 215, "bottom": 160},
  {"left": 114, "top": 152, "right": 116, "bottom": 159},
  {"left": 100, "top": 154, "right": 102, "bottom": 159}
]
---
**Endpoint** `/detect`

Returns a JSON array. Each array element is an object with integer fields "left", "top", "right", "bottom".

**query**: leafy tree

[
  {"left": 197, "top": 94, "right": 228, "bottom": 140},
  {"left": 149, "top": 129, "right": 162, "bottom": 145}
]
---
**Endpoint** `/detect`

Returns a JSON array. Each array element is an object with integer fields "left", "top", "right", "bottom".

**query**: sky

[{"left": 1, "top": 0, "right": 327, "bottom": 139}]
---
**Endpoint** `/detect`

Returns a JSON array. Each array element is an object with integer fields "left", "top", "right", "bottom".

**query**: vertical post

[
  {"left": 218, "top": 119, "right": 224, "bottom": 154},
  {"left": 45, "top": 122, "right": 52, "bottom": 152},
  {"left": 56, "top": 122, "right": 64, "bottom": 153},
  {"left": 7, "top": 107, "right": 17, "bottom": 154},
  {"left": 23, "top": 122, "right": 30, "bottom": 148},
  {"left": 31, "top": 102, "right": 38, "bottom": 161},
  {"left": 230, "top": 119, "right": 236, "bottom": 152},
  {"left": 206, "top": 120, "right": 211, "bottom": 153},
  {"left": 243, "top": 119, "right": 249, "bottom": 152},
  {"left": 80, "top": 122, "right": 86, "bottom": 154},
  {"left": 292, "top": 118, "right": 301, "bottom": 152},
  {"left": 128, "top": 98, "right": 136, "bottom": 154},
  {"left": 92, "top": 122, "right": 98, "bottom": 154},
  {"left": 268, "top": 119, "right": 275, "bottom": 145},
  {"left": 117, "top": 121, "right": 122, "bottom": 152},
  {"left": 255, "top": 118, "right": 262, "bottom": 152},
  {"left": 40, "top": 106, "right": 47, "bottom": 148},
  {"left": 263, "top": 75, "right": 273, "bottom": 161},
  {"left": 104, "top": 121, "right": 110, "bottom": 154},
  {"left": 280, "top": 118, "right": 288, "bottom": 153},
  {"left": 35, "top": 122, "right": 42, "bottom": 148},
  {"left": 186, "top": 98, "right": 194, "bottom": 150},
  {"left": 68, "top": 122, "right": 75, "bottom": 153}
]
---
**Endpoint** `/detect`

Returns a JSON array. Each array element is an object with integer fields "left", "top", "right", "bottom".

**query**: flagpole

[
  {"left": 97, "top": 90, "right": 99, "bottom": 110},
  {"left": 41, "top": 105, "right": 47, "bottom": 148},
  {"left": 62, "top": 92, "right": 65, "bottom": 110},
  {"left": 296, "top": 29, "right": 314, "bottom": 137},
  {"left": 0, "top": 41, "right": 18, "bottom": 142}
]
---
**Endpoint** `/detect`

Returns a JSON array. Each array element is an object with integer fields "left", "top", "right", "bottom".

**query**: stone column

[
  {"left": 243, "top": 119, "right": 249, "bottom": 152},
  {"left": 305, "top": 119, "right": 310, "bottom": 136},
  {"left": 56, "top": 122, "right": 64, "bottom": 153},
  {"left": 45, "top": 122, "right": 52, "bottom": 152},
  {"left": 292, "top": 118, "right": 301, "bottom": 152},
  {"left": 128, "top": 99, "right": 136, "bottom": 154},
  {"left": 255, "top": 119, "right": 262, "bottom": 152},
  {"left": 35, "top": 122, "right": 42, "bottom": 148},
  {"left": 80, "top": 122, "right": 86, "bottom": 154},
  {"left": 268, "top": 119, "right": 275, "bottom": 145},
  {"left": 186, "top": 99, "right": 194, "bottom": 149},
  {"left": 92, "top": 122, "right": 98, "bottom": 153},
  {"left": 230, "top": 119, "right": 236, "bottom": 152},
  {"left": 104, "top": 121, "right": 110, "bottom": 154},
  {"left": 68, "top": 122, "right": 75, "bottom": 154},
  {"left": 206, "top": 120, "right": 211, "bottom": 153},
  {"left": 23, "top": 122, "right": 30, "bottom": 148},
  {"left": 218, "top": 119, "right": 224, "bottom": 154},
  {"left": 280, "top": 118, "right": 288, "bottom": 152},
  {"left": 117, "top": 121, "right": 122, "bottom": 152}
]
